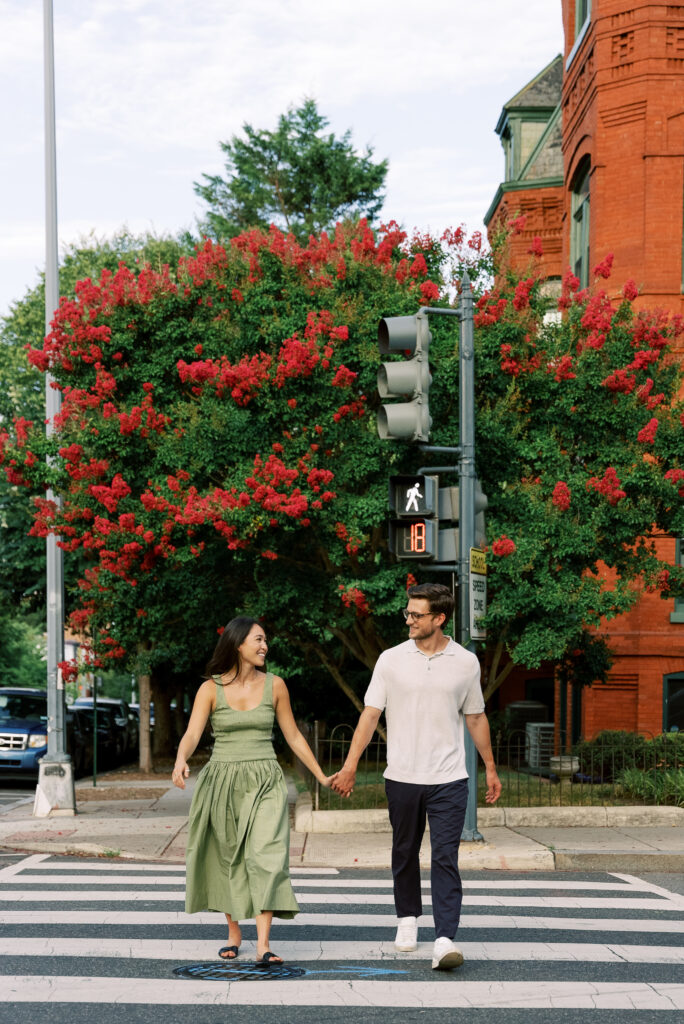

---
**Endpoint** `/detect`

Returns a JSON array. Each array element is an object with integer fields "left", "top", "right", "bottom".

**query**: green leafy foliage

[
  {"left": 617, "top": 766, "right": 684, "bottom": 805},
  {"left": 475, "top": 235, "right": 684, "bottom": 697},
  {"left": 1, "top": 217, "right": 682, "bottom": 725},
  {"left": 0, "top": 220, "right": 479, "bottom": 723},
  {"left": 194, "top": 99, "right": 388, "bottom": 243}
]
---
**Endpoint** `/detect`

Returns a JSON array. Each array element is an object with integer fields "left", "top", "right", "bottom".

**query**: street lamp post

[{"left": 34, "top": 0, "right": 75, "bottom": 817}]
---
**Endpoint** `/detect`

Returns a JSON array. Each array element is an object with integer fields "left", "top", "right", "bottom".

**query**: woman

[{"left": 172, "top": 616, "right": 333, "bottom": 964}]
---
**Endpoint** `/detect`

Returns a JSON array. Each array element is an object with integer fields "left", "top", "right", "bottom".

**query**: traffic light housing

[
  {"left": 388, "top": 474, "right": 439, "bottom": 561},
  {"left": 377, "top": 313, "right": 432, "bottom": 442}
]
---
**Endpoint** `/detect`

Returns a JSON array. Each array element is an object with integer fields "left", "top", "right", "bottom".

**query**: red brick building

[{"left": 485, "top": 0, "right": 684, "bottom": 740}]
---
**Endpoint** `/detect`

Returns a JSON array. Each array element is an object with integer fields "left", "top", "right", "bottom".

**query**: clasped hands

[{"left": 328, "top": 766, "right": 355, "bottom": 798}]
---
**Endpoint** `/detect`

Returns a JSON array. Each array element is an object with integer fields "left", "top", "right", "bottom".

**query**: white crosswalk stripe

[{"left": 1, "top": 852, "right": 683, "bottom": 1012}]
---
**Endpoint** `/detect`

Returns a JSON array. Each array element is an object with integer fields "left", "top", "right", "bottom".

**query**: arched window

[{"left": 571, "top": 159, "right": 591, "bottom": 288}]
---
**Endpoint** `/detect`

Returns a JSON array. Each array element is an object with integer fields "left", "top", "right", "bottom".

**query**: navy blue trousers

[{"left": 385, "top": 777, "right": 469, "bottom": 939}]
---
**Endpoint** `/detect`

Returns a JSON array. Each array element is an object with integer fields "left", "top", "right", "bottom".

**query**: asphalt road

[{"left": 0, "top": 852, "right": 683, "bottom": 1022}]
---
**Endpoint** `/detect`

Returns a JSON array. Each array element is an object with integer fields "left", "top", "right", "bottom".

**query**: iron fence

[{"left": 308, "top": 721, "right": 683, "bottom": 810}]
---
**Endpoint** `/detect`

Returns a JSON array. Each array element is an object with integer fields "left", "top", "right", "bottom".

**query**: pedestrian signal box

[{"left": 388, "top": 474, "right": 439, "bottom": 561}]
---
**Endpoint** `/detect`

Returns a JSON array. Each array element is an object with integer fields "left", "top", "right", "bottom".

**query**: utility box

[{"left": 526, "top": 722, "right": 555, "bottom": 769}]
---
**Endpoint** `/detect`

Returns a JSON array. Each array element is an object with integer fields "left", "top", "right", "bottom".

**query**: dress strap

[
  {"left": 263, "top": 671, "right": 273, "bottom": 707},
  {"left": 213, "top": 674, "right": 227, "bottom": 709}
]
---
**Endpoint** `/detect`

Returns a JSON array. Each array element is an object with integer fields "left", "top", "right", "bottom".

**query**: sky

[{"left": 0, "top": 0, "right": 563, "bottom": 321}]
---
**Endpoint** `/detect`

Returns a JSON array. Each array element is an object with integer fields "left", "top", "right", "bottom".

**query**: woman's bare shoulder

[{"left": 195, "top": 678, "right": 216, "bottom": 701}]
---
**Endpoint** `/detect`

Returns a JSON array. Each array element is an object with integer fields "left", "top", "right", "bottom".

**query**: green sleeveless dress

[{"left": 184, "top": 671, "right": 299, "bottom": 919}]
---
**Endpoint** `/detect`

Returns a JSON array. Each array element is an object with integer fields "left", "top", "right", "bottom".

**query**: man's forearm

[
  {"left": 343, "top": 706, "right": 382, "bottom": 770},
  {"left": 465, "top": 713, "right": 496, "bottom": 768}
]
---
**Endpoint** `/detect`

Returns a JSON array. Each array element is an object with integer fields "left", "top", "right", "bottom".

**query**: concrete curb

[
  {"left": 552, "top": 850, "right": 684, "bottom": 872},
  {"left": 295, "top": 791, "right": 684, "bottom": 834}
]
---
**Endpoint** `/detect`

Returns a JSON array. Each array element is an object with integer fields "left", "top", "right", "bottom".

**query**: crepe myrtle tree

[
  {"left": 0, "top": 219, "right": 485, "bottom": 766},
  {"left": 474, "top": 224, "right": 684, "bottom": 699},
  {"left": 2, "top": 217, "right": 682, "bottom": 766}
]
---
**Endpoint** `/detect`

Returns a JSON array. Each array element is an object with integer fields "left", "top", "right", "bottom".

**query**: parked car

[
  {"left": 65, "top": 706, "right": 94, "bottom": 777},
  {"left": 71, "top": 704, "right": 124, "bottom": 767},
  {"left": 0, "top": 688, "right": 48, "bottom": 779},
  {"left": 129, "top": 702, "right": 154, "bottom": 730},
  {"left": 73, "top": 697, "right": 138, "bottom": 758}
]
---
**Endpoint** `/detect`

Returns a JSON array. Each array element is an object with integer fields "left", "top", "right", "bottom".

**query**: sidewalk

[{"left": 1, "top": 774, "right": 683, "bottom": 872}]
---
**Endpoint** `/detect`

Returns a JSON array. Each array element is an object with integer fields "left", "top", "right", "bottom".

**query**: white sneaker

[
  {"left": 431, "top": 936, "right": 464, "bottom": 970},
  {"left": 394, "top": 916, "right": 418, "bottom": 951}
]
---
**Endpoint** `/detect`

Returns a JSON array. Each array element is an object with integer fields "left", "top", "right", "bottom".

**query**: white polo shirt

[{"left": 364, "top": 637, "right": 485, "bottom": 785}]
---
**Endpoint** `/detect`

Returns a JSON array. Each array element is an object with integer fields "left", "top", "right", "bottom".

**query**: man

[{"left": 332, "top": 582, "right": 501, "bottom": 970}]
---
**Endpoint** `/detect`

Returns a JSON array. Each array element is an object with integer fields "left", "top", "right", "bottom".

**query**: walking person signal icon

[{"left": 388, "top": 474, "right": 439, "bottom": 562}]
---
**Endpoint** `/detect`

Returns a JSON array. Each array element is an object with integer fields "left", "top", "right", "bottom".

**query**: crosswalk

[{"left": 1, "top": 853, "right": 683, "bottom": 1014}]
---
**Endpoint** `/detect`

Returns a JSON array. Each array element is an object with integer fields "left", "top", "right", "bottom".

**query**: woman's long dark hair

[{"left": 204, "top": 617, "right": 265, "bottom": 681}]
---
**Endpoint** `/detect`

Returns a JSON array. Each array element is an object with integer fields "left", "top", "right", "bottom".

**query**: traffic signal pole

[
  {"left": 456, "top": 275, "right": 484, "bottom": 841},
  {"left": 379, "top": 280, "right": 484, "bottom": 841},
  {"left": 420, "top": 280, "right": 483, "bottom": 840}
]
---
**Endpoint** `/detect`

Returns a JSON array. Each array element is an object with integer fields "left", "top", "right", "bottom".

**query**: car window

[{"left": 0, "top": 693, "right": 47, "bottom": 721}]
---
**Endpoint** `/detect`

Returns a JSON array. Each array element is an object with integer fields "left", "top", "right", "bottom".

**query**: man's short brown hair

[{"left": 407, "top": 582, "right": 454, "bottom": 621}]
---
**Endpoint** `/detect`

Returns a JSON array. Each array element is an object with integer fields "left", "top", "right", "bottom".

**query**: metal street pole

[
  {"left": 34, "top": 0, "right": 75, "bottom": 817},
  {"left": 458, "top": 274, "right": 483, "bottom": 841}
]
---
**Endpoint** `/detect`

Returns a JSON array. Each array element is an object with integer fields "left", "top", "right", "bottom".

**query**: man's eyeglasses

[{"left": 402, "top": 608, "right": 432, "bottom": 621}]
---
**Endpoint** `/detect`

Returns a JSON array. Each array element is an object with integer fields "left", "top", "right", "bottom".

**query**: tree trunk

[
  {"left": 138, "top": 666, "right": 153, "bottom": 774},
  {"left": 151, "top": 673, "right": 175, "bottom": 757}
]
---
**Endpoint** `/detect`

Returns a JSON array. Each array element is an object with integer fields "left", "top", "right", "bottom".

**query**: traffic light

[
  {"left": 388, "top": 474, "right": 439, "bottom": 561},
  {"left": 377, "top": 313, "right": 432, "bottom": 442}
]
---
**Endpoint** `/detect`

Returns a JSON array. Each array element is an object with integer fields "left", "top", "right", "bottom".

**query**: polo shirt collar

[{"left": 408, "top": 637, "right": 457, "bottom": 657}]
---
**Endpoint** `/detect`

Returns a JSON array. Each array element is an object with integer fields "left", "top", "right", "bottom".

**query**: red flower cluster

[
  {"left": 513, "top": 277, "right": 535, "bottom": 311},
  {"left": 635, "top": 379, "right": 665, "bottom": 410},
  {"left": 557, "top": 269, "right": 580, "bottom": 311},
  {"left": 637, "top": 417, "right": 658, "bottom": 445},
  {"left": 500, "top": 342, "right": 541, "bottom": 377},
  {"left": 57, "top": 659, "right": 79, "bottom": 684},
  {"left": 586, "top": 466, "right": 626, "bottom": 505},
  {"left": 178, "top": 352, "right": 272, "bottom": 405},
  {"left": 492, "top": 535, "right": 516, "bottom": 557},
  {"left": 475, "top": 293, "right": 507, "bottom": 327},
  {"left": 552, "top": 481, "right": 571, "bottom": 511},
  {"left": 338, "top": 584, "right": 371, "bottom": 617},
  {"left": 664, "top": 468, "right": 684, "bottom": 497},
  {"left": 592, "top": 253, "right": 614, "bottom": 280},
  {"left": 507, "top": 216, "right": 527, "bottom": 235},
  {"left": 547, "top": 355, "right": 576, "bottom": 382},
  {"left": 580, "top": 291, "right": 615, "bottom": 350}
]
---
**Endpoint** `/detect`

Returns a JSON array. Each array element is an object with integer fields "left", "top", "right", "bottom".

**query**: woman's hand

[
  {"left": 318, "top": 773, "right": 336, "bottom": 790},
  {"left": 172, "top": 761, "right": 190, "bottom": 789}
]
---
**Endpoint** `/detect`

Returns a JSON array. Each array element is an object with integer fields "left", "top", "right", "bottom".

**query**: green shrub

[
  {"left": 617, "top": 766, "right": 684, "bottom": 806},
  {"left": 572, "top": 731, "right": 653, "bottom": 780}
]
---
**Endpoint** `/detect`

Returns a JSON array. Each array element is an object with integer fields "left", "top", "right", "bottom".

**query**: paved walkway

[{"left": 1, "top": 773, "right": 683, "bottom": 871}]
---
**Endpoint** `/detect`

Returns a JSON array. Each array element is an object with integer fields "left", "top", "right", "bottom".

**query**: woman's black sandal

[
  {"left": 218, "top": 945, "right": 239, "bottom": 960},
  {"left": 257, "top": 951, "right": 283, "bottom": 965}
]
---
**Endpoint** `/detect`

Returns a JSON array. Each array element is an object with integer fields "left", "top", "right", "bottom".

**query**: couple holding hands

[{"left": 173, "top": 582, "right": 501, "bottom": 970}]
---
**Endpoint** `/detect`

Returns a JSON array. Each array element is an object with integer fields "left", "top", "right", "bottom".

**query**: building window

[
  {"left": 575, "top": 0, "right": 591, "bottom": 38},
  {"left": 567, "top": 0, "right": 592, "bottom": 68},
  {"left": 503, "top": 126, "right": 515, "bottom": 182},
  {"left": 571, "top": 160, "right": 591, "bottom": 288},
  {"left": 672, "top": 538, "right": 684, "bottom": 624},
  {"left": 663, "top": 673, "right": 684, "bottom": 731}
]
